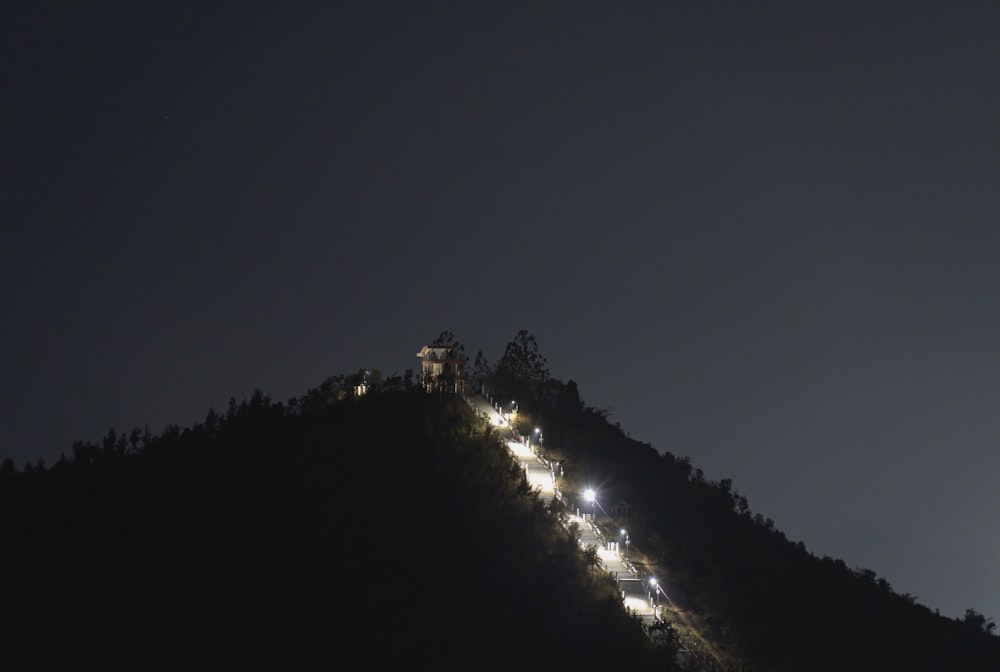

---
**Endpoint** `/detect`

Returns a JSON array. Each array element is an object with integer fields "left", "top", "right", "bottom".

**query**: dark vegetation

[
  {"left": 481, "top": 330, "right": 1000, "bottom": 671},
  {"left": 0, "top": 372, "right": 674, "bottom": 670},
  {"left": 2, "top": 328, "right": 998, "bottom": 671}
]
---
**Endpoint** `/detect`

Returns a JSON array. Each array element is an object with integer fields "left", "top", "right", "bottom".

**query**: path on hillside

[
  {"left": 469, "top": 394, "right": 656, "bottom": 626},
  {"left": 469, "top": 392, "right": 728, "bottom": 671}
]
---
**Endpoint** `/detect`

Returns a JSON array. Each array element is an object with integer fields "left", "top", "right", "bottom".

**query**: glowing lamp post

[
  {"left": 584, "top": 487, "right": 596, "bottom": 521},
  {"left": 649, "top": 577, "right": 663, "bottom": 620},
  {"left": 620, "top": 528, "right": 630, "bottom": 559}
]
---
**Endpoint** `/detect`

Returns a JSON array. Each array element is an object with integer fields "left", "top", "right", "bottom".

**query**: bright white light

[{"left": 584, "top": 488, "right": 595, "bottom": 503}]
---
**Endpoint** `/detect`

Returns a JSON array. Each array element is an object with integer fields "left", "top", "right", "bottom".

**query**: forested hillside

[
  {"left": 477, "top": 330, "right": 1000, "bottom": 671},
  {"left": 3, "top": 329, "right": 999, "bottom": 670},
  {"left": 0, "top": 379, "right": 676, "bottom": 670}
]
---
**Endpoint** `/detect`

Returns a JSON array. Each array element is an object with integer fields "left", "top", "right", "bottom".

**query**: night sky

[{"left": 4, "top": 1, "right": 999, "bottom": 623}]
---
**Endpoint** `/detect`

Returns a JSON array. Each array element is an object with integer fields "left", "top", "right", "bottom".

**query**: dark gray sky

[{"left": 4, "top": 0, "right": 999, "bottom": 622}]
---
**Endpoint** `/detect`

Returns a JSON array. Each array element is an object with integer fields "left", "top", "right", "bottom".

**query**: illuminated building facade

[{"left": 416, "top": 345, "right": 467, "bottom": 394}]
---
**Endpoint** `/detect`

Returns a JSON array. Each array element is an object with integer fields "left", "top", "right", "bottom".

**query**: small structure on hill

[
  {"left": 611, "top": 500, "right": 634, "bottom": 520},
  {"left": 416, "top": 343, "right": 467, "bottom": 394}
]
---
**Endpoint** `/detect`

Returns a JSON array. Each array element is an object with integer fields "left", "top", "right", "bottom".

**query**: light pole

[
  {"left": 649, "top": 577, "right": 664, "bottom": 620},
  {"left": 584, "top": 487, "right": 596, "bottom": 522},
  {"left": 620, "top": 528, "right": 630, "bottom": 560}
]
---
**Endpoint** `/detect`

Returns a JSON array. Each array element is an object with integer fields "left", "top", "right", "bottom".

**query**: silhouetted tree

[
  {"left": 492, "top": 329, "right": 550, "bottom": 401},
  {"left": 72, "top": 440, "right": 100, "bottom": 465},
  {"left": 431, "top": 330, "right": 465, "bottom": 353},
  {"left": 101, "top": 428, "right": 122, "bottom": 458},
  {"left": 555, "top": 379, "right": 584, "bottom": 418},
  {"left": 128, "top": 426, "right": 148, "bottom": 454},
  {"left": 469, "top": 349, "right": 492, "bottom": 393},
  {"left": 963, "top": 608, "right": 997, "bottom": 635}
]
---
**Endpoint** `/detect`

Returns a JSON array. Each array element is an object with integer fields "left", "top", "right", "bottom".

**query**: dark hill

[
  {"left": 2, "top": 364, "right": 998, "bottom": 671},
  {"left": 486, "top": 365, "right": 1000, "bottom": 672},
  {"left": 0, "top": 384, "right": 674, "bottom": 671}
]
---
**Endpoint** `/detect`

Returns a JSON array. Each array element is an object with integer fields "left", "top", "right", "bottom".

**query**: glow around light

[{"left": 584, "top": 488, "right": 596, "bottom": 503}]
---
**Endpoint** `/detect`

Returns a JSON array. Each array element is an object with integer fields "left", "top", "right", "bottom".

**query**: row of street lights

[
  {"left": 580, "top": 480, "right": 673, "bottom": 623},
  {"left": 507, "top": 402, "right": 662, "bottom": 620},
  {"left": 502, "top": 395, "right": 668, "bottom": 613}
]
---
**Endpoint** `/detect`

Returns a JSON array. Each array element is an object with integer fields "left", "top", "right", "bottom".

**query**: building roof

[{"left": 416, "top": 345, "right": 466, "bottom": 359}]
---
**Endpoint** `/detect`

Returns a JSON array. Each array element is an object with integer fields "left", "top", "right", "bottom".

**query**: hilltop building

[{"left": 416, "top": 344, "right": 467, "bottom": 394}]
